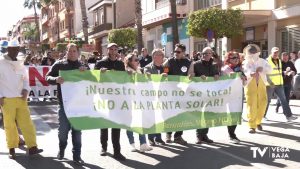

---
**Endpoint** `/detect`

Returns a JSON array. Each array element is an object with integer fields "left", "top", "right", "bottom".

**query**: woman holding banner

[
  {"left": 221, "top": 51, "right": 246, "bottom": 144},
  {"left": 124, "top": 53, "right": 153, "bottom": 152},
  {"left": 242, "top": 44, "right": 272, "bottom": 133}
]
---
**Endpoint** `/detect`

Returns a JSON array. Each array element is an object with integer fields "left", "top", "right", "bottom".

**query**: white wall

[{"left": 106, "top": 7, "right": 113, "bottom": 24}]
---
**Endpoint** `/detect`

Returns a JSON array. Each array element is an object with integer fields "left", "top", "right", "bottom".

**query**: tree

[
  {"left": 135, "top": 0, "right": 143, "bottom": 54},
  {"left": 80, "top": 0, "right": 89, "bottom": 44},
  {"left": 170, "top": 0, "right": 179, "bottom": 49},
  {"left": 23, "top": 23, "right": 38, "bottom": 42},
  {"left": 108, "top": 28, "right": 137, "bottom": 49},
  {"left": 23, "top": 0, "right": 41, "bottom": 42},
  {"left": 187, "top": 8, "right": 244, "bottom": 50}
]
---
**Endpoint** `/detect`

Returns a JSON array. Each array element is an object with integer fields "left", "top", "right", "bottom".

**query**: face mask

[{"left": 247, "top": 53, "right": 260, "bottom": 62}]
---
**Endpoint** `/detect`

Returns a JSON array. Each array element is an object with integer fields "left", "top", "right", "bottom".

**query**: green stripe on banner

[
  {"left": 68, "top": 111, "right": 242, "bottom": 134},
  {"left": 60, "top": 70, "right": 241, "bottom": 83}
]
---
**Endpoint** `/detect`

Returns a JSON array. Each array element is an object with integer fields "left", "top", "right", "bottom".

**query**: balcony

[
  {"left": 143, "top": 1, "right": 188, "bottom": 28},
  {"left": 89, "top": 23, "right": 112, "bottom": 36}
]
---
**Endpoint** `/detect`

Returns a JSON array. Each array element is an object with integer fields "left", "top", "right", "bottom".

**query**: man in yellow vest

[{"left": 264, "top": 47, "right": 298, "bottom": 122}]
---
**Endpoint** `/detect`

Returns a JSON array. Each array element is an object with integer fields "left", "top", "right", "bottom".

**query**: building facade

[
  {"left": 88, "top": 0, "right": 135, "bottom": 55},
  {"left": 142, "top": 0, "right": 189, "bottom": 57},
  {"left": 191, "top": 0, "right": 300, "bottom": 58},
  {"left": 41, "top": 0, "right": 98, "bottom": 48},
  {"left": 10, "top": 15, "right": 39, "bottom": 52}
]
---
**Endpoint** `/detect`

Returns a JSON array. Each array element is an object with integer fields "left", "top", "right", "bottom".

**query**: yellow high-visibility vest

[{"left": 267, "top": 56, "right": 283, "bottom": 86}]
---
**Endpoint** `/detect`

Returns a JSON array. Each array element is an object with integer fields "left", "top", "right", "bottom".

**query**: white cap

[
  {"left": 271, "top": 47, "right": 279, "bottom": 53},
  {"left": 243, "top": 44, "right": 261, "bottom": 56},
  {"left": 107, "top": 43, "right": 118, "bottom": 48},
  {"left": 7, "top": 40, "right": 20, "bottom": 47}
]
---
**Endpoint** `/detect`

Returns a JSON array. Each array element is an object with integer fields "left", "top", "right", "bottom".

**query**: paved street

[{"left": 0, "top": 100, "right": 299, "bottom": 169}]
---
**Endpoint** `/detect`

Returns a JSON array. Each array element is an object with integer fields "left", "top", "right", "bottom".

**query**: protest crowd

[{"left": 0, "top": 39, "right": 300, "bottom": 165}]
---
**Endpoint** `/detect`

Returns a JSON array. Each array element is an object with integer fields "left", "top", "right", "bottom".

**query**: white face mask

[{"left": 247, "top": 53, "right": 260, "bottom": 62}]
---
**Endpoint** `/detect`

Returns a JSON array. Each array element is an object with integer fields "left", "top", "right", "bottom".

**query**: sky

[{"left": 0, "top": 0, "right": 40, "bottom": 37}]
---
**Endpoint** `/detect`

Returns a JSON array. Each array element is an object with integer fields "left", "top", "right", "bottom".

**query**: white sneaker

[
  {"left": 287, "top": 115, "right": 298, "bottom": 122},
  {"left": 130, "top": 143, "right": 137, "bottom": 152},
  {"left": 140, "top": 144, "right": 153, "bottom": 153}
]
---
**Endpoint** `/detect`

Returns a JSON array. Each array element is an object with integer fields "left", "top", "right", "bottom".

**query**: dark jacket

[
  {"left": 94, "top": 56, "right": 125, "bottom": 71},
  {"left": 192, "top": 58, "right": 219, "bottom": 77},
  {"left": 140, "top": 55, "right": 152, "bottom": 68},
  {"left": 144, "top": 62, "right": 164, "bottom": 74},
  {"left": 46, "top": 59, "right": 89, "bottom": 105},
  {"left": 282, "top": 60, "right": 297, "bottom": 86},
  {"left": 163, "top": 57, "right": 191, "bottom": 76}
]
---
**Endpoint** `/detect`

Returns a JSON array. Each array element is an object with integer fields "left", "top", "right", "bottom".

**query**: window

[
  {"left": 280, "top": 27, "right": 300, "bottom": 53},
  {"left": 99, "top": 7, "right": 104, "bottom": 24},
  {"left": 71, "top": 18, "right": 74, "bottom": 30},
  {"left": 60, "top": 20, "right": 65, "bottom": 30},
  {"left": 194, "top": 0, "right": 221, "bottom": 10},
  {"left": 94, "top": 11, "right": 98, "bottom": 26},
  {"left": 194, "top": 41, "right": 207, "bottom": 52},
  {"left": 176, "top": 0, "right": 187, "bottom": 5}
]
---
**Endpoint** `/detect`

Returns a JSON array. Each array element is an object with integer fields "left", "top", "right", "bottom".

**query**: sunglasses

[
  {"left": 230, "top": 57, "right": 239, "bottom": 60},
  {"left": 203, "top": 52, "right": 212, "bottom": 55},
  {"left": 174, "top": 51, "right": 182, "bottom": 54},
  {"left": 132, "top": 58, "right": 139, "bottom": 62}
]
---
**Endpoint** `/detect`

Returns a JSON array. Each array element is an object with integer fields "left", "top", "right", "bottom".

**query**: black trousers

[
  {"left": 100, "top": 128, "right": 120, "bottom": 154},
  {"left": 196, "top": 126, "right": 237, "bottom": 138},
  {"left": 227, "top": 125, "right": 237, "bottom": 138},
  {"left": 196, "top": 128, "right": 209, "bottom": 138},
  {"left": 167, "top": 131, "right": 183, "bottom": 138}
]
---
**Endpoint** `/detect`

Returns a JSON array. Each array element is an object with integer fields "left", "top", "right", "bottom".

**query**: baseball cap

[
  {"left": 107, "top": 43, "right": 118, "bottom": 48},
  {"left": 7, "top": 40, "right": 20, "bottom": 47},
  {"left": 271, "top": 47, "right": 279, "bottom": 53}
]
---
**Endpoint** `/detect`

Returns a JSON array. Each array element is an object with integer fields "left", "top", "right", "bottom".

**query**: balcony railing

[{"left": 89, "top": 23, "right": 112, "bottom": 36}]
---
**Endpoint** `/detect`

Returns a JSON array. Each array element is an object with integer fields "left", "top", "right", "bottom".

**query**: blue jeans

[
  {"left": 126, "top": 131, "right": 146, "bottom": 145},
  {"left": 148, "top": 133, "right": 162, "bottom": 140},
  {"left": 276, "top": 85, "right": 292, "bottom": 107},
  {"left": 58, "top": 105, "right": 82, "bottom": 159},
  {"left": 264, "top": 86, "right": 292, "bottom": 118}
]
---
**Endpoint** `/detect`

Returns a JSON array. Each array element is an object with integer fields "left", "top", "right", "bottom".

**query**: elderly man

[
  {"left": 264, "top": 47, "right": 298, "bottom": 122},
  {"left": 0, "top": 40, "right": 43, "bottom": 159},
  {"left": 144, "top": 49, "right": 166, "bottom": 146},
  {"left": 188, "top": 47, "right": 219, "bottom": 144},
  {"left": 94, "top": 43, "right": 126, "bottom": 161}
]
